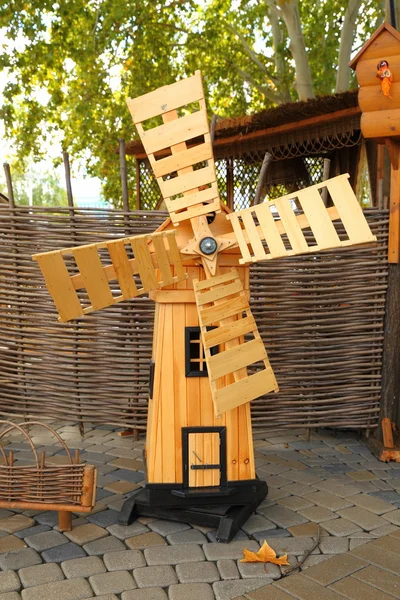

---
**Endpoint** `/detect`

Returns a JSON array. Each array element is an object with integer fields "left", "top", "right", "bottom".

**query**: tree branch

[
  {"left": 225, "top": 22, "right": 276, "bottom": 79},
  {"left": 336, "top": 0, "right": 362, "bottom": 92},
  {"left": 232, "top": 63, "right": 282, "bottom": 104}
]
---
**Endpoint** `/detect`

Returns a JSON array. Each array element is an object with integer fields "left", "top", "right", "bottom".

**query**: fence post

[
  {"left": 63, "top": 151, "right": 74, "bottom": 207},
  {"left": 119, "top": 139, "right": 129, "bottom": 213},
  {"left": 3, "top": 163, "right": 15, "bottom": 208}
]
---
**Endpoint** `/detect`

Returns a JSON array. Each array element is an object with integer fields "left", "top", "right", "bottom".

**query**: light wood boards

[
  {"left": 33, "top": 230, "right": 187, "bottom": 321},
  {"left": 126, "top": 71, "right": 221, "bottom": 225},
  {"left": 227, "top": 174, "right": 377, "bottom": 265},
  {"left": 194, "top": 268, "right": 278, "bottom": 416}
]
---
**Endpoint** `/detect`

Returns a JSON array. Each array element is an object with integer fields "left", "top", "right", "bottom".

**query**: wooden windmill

[{"left": 33, "top": 72, "right": 376, "bottom": 542}]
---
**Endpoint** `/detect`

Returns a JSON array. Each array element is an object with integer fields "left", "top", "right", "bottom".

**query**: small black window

[{"left": 185, "top": 326, "right": 218, "bottom": 378}]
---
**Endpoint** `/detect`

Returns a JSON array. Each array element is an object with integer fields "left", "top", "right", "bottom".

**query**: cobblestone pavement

[{"left": 0, "top": 424, "right": 400, "bottom": 599}]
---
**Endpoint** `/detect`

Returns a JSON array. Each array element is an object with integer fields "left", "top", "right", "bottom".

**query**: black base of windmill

[{"left": 119, "top": 479, "right": 268, "bottom": 543}]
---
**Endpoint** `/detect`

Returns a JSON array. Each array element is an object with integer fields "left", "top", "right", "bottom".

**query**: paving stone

[
  {"left": 104, "top": 481, "right": 139, "bottom": 494},
  {"left": 207, "top": 530, "right": 249, "bottom": 543},
  {"left": 126, "top": 532, "right": 167, "bottom": 550},
  {"left": 145, "top": 543, "right": 204, "bottom": 565},
  {"left": 241, "top": 514, "right": 276, "bottom": 534},
  {"left": 303, "top": 552, "right": 366, "bottom": 585},
  {"left": 121, "top": 590, "right": 167, "bottom": 600},
  {"left": 61, "top": 556, "right": 106, "bottom": 578},
  {"left": 321, "top": 518, "right": 362, "bottom": 537},
  {"left": 238, "top": 561, "right": 280, "bottom": 580},
  {"left": 288, "top": 522, "right": 320, "bottom": 537},
  {"left": 89, "top": 571, "right": 136, "bottom": 595},
  {"left": 370, "top": 523, "right": 399, "bottom": 537},
  {"left": 106, "top": 522, "right": 148, "bottom": 540},
  {"left": 337, "top": 507, "right": 387, "bottom": 531},
  {"left": 304, "top": 491, "right": 354, "bottom": 512},
  {"left": 246, "top": 586, "right": 295, "bottom": 599},
  {"left": 168, "top": 583, "right": 214, "bottom": 600},
  {"left": 0, "top": 510, "right": 14, "bottom": 521},
  {"left": 175, "top": 562, "right": 220, "bottom": 583},
  {"left": 266, "top": 476, "right": 294, "bottom": 489},
  {"left": 0, "top": 549, "right": 41, "bottom": 570},
  {"left": 18, "top": 563, "right": 64, "bottom": 588},
  {"left": 84, "top": 535, "right": 125, "bottom": 555},
  {"left": 148, "top": 520, "right": 190, "bottom": 536},
  {"left": 319, "top": 537, "right": 349, "bottom": 554},
  {"left": 352, "top": 481, "right": 381, "bottom": 493},
  {"left": 24, "top": 530, "right": 68, "bottom": 552},
  {"left": 253, "top": 529, "right": 291, "bottom": 542},
  {"left": 109, "top": 458, "right": 144, "bottom": 471},
  {"left": 80, "top": 452, "right": 109, "bottom": 464},
  {"left": 382, "top": 508, "right": 400, "bottom": 525},
  {"left": 262, "top": 506, "right": 307, "bottom": 528},
  {"left": 103, "top": 549, "right": 145, "bottom": 571},
  {"left": 373, "top": 480, "right": 395, "bottom": 491},
  {"left": 133, "top": 565, "right": 178, "bottom": 588},
  {"left": 110, "top": 469, "right": 144, "bottom": 483},
  {"left": 281, "top": 471, "right": 322, "bottom": 485},
  {"left": 263, "top": 489, "right": 291, "bottom": 502},
  {"left": 0, "top": 516, "right": 35, "bottom": 534},
  {"left": 369, "top": 491, "right": 400, "bottom": 507},
  {"left": 297, "top": 506, "right": 338, "bottom": 523},
  {"left": 352, "top": 539, "right": 400, "bottom": 574},
  {"left": 64, "top": 524, "right": 108, "bottom": 545},
  {"left": 347, "top": 471, "right": 378, "bottom": 481},
  {"left": 15, "top": 525, "right": 51, "bottom": 539},
  {"left": 20, "top": 578, "right": 93, "bottom": 600},
  {"left": 313, "top": 481, "right": 361, "bottom": 498},
  {"left": 277, "top": 573, "right": 345, "bottom": 599},
  {"left": 349, "top": 538, "right": 370, "bottom": 550},
  {"left": 41, "top": 541, "right": 87, "bottom": 563},
  {"left": 277, "top": 496, "right": 314, "bottom": 511},
  {"left": 262, "top": 537, "right": 318, "bottom": 555},
  {"left": 213, "top": 578, "right": 267, "bottom": 600},
  {"left": 350, "top": 493, "right": 396, "bottom": 515},
  {"left": 167, "top": 529, "right": 207, "bottom": 545},
  {"left": 301, "top": 555, "right": 331, "bottom": 569},
  {"left": 204, "top": 540, "right": 260, "bottom": 561},
  {"left": 281, "top": 483, "right": 318, "bottom": 497},
  {"left": 81, "top": 596, "right": 117, "bottom": 600},
  {"left": 87, "top": 510, "right": 119, "bottom": 528},
  {"left": 331, "top": 575, "right": 395, "bottom": 600},
  {"left": 35, "top": 512, "right": 59, "bottom": 527},
  {"left": 0, "top": 593, "right": 21, "bottom": 600},
  {"left": 0, "top": 573, "right": 20, "bottom": 594},
  {"left": 216, "top": 559, "right": 240, "bottom": 580},
  {"left": 352, "top": 564, "right": 400, "bottom": 597}
]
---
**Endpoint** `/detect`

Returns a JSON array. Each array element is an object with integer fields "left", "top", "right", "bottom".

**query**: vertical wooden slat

[
  {"left": 228, "top": 214, "right": 252, "bottom": 263},
  {"left": 72, "top": 246, "right": 114, "bottom": 310},
  {"left": 297, "top": 188, "right": 341, "bottom": 248},
  {"left": 241, "top": 210, "right": 265, "bottom": 260},
  {"left": 152, "top": 235, "right": 173, "bottom": 286},
  {"left": 35, "top": 252, "right": 84, "bottom": 322},
  {"left": 166, "top": 233, "right": 185, "bottom": 280},
  {"left": 274, "top": 197, "right": 309, "bottom": 254},
  {"left": 107, "top": 240, "right": 138, "bottom": 299},
  {"left": 130, "top": 237, "right": 158, "bottom": 290},
  {"left": 256, "top": 204, "right": 287, "bottom": 258}
]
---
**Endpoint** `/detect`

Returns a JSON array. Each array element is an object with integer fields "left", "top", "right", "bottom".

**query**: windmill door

[{"left": 182, "top": 427, "right": 227, "bottom": 488}]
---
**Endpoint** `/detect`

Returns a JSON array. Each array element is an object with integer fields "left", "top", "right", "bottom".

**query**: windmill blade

[
  {"left": 127, "top": 71, "right": 221, "bottom": 225},
  {"left": 194, "top": 269, "right": 278, "bottom": 417},
  {"left": 33, "top": 230, "right": 187, "bottom": 322},
  {"left": 227, "top": 174, "right": 377, "bottom": 264}
]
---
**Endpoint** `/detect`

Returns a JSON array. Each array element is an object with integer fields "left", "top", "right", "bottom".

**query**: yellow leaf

[{"left": 240, "top": 540, "right": 290, "bottom": 566}]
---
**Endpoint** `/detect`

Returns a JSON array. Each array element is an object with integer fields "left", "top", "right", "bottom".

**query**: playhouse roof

[{"left": 349, "top": 21, "right": 400, "bottom": 70}]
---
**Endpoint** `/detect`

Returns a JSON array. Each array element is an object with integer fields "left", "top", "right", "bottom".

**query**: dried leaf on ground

[{"left": 240, "top": 540, "right": 290, "bottom": 566}]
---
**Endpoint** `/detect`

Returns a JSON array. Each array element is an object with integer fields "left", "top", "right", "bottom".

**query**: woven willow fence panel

[{"left": 0, "top": 206, "right": 388, "bottom": 431}]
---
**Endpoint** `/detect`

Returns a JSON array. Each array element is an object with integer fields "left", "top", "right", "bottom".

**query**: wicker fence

[{"left": 0, "top": 206, "right": 389, "bottom": 431}]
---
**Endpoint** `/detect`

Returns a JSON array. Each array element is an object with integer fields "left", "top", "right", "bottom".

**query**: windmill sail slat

[
  {"left": 194, "top": 269, "right": 278, "bottom": 416},
  {"left": 33, "top": 231, "right": 186, "bottom": 322},
  {"left": 141, "top": 110, "right": 209, "bottom": 155},
  {"left": 228, "top": 174, "right": 377, "bottom": 264}
]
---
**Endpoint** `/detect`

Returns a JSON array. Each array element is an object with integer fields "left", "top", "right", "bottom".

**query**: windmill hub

[{"left": 199, "top": 236, "right": 218, "bottom": 255}]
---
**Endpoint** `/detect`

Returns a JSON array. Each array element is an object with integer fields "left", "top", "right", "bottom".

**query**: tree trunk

[
  {"left": 336, "top": 0, "right": 362, "bottom": 93},
  {"left": 276, "top": 0, "right": 314, "bottom": 100},
  {"left": 266, "top": 4, "right": 291, "bottom": 102}
]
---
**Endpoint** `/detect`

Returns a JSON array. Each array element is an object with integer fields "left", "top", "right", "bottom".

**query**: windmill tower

[{"left": 33, "top": 72, "right": 376, "bottom": 542}]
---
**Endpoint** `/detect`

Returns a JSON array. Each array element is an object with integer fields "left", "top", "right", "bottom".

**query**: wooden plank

[
  {"left": 72, "top": 246, "right": 114, "bottom": 310},
  {"left": 197, "top": 279, "right": 243, "bottom": 306},
  {"left": 161, "top": 303, "right": 175, "bottom": 483},
  {"left": 166, "top": 183, "right": 218, "bottom": 212},
  {"left": 127, "top": 72, "right": 204, "bottom": 123},
  {"left": 359, "top": 82, "right": 400, "bottom": 113},
  {"left": 356, "top": 55, "right": 400, "bottom": 87},
  {"left": 274, "top": 197, "right": 309, "bottom": 254},
  {"left": 141, "top": 110, "right": 209, "bottom": 155},
  {"left": 359, "top": 30, "right": 400, "bottom": 63},
  {"left": 171, "top": 198, "right": 221, "bottom": 224},
  {"left": 34, "top": 252, "right": 84, "bottom": 322},
  {"left": 297, "top": 188, "right": 341, "bottom": 248},
  {"left": 226, "top": 393, "right": 239, "bottom": 481},
  {"left": 327, "top": 175, "right": 377, "bottom": 244},
  {"left": 200, "top": 294, "right": 249, "bottom": 327},
  {"left": 130, "top": 237, "right": 158, "bottom": 290},
  {"left": 107, "top": 240, "right": 139, "bottom": 299},
  {"left": 151, "top": 142, "right": 213, "bottom": 178},
  {"left": 388, "top": 163, "right": 400, "bottom": 263},
  {"left": 203, "top": 315, "right": 256, "bottom": 349},
  {"left": 173, "top": 302, "right": 187, "bottom": 482},
  {"left": 214, "top": 367, "right": 277, "bottom": 416},
  {"left": 361, "top": 109, "right": 400, "bottom": 139},
  {"left": 208, "top": 337, "right": 266, "bottom": 380},
  {"left": 152, "top": 235, "right": 173, "bottom": 287},
  {"left": 194, "top": 270, "right": 237, "bottom": 291},
  {"left": 241, "top": 210, "right": 266, "bottom": 260},
  {"left": 256, "top": 203, "right": 287, "bottom": 258},
  {"left": 150, "top": 290, "right": 195, "bottom": 303},
  {"left": 165, "top": 233, "right": 185, "bottom": 280},
  {"left": 228, "top": 214, "right": 252, "bottom": 263},
  {"left": 381, "top": 417, "right": 395, "bottom": 449},
  {"left": 160, "top": 164, "right": 216, "bottom": 199}
]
